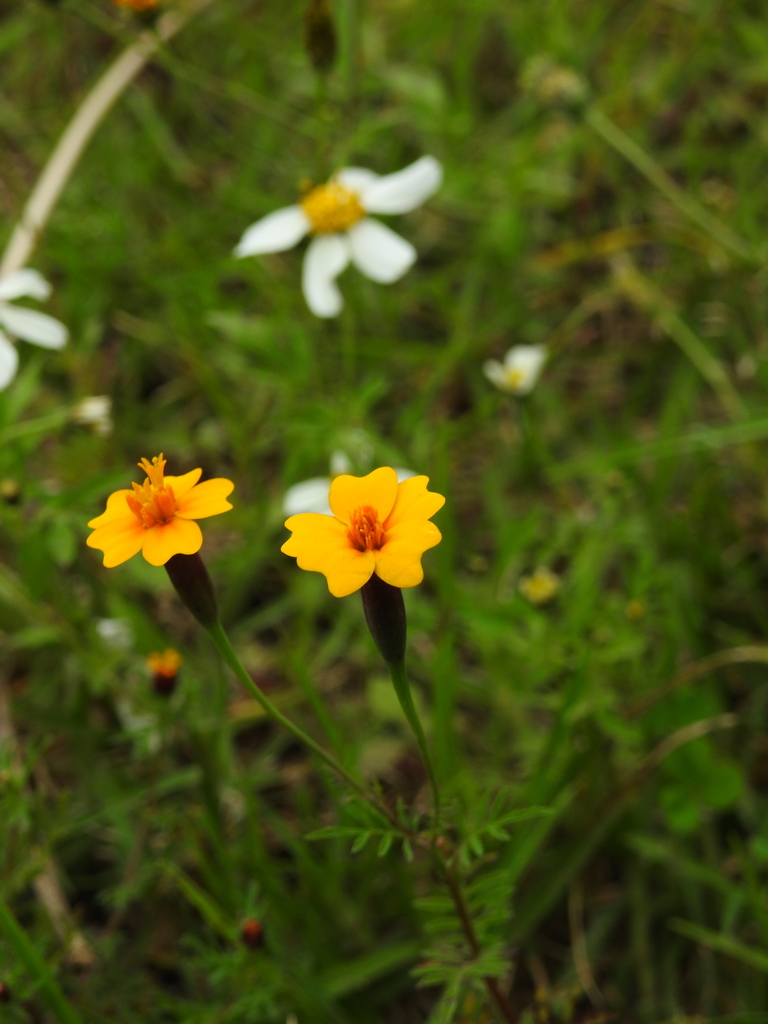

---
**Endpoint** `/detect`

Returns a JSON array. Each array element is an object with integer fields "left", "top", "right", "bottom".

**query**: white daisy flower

[
  {"left": 0, "top": 269, "right": 68, "bottom": 389},
  {"left": 235, "top": 156, "right": 442, "bottom": 317},
  {"left": 283, "top": 464, "right": 417, "bottom": 517},
  {"left": 483, "top": 344, "right": 547, "bottom": 396}
]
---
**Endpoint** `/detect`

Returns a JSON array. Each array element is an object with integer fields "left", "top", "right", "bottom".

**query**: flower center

[
  {"left": 346, "top": 505, "right": 386, "bottom": 552},
  {"left": 505, "top": 368, "right": 525, "bottom": 389},
  {"left": 125, "top": 454, "right": 177, "bottom": 529},
  {"left": 301, "top": 181, "right": 365, "bottom": 234}
]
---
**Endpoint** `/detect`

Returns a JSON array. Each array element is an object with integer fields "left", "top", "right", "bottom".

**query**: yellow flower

[
  {"left": 87, "top": 455, "right": 234, "bottom": 568},
  {"left": 281, "top": 467, "right": 444, "bottom": 597},
  {"left": 519, "top": 566, "right": 560, "bottom": 605}
]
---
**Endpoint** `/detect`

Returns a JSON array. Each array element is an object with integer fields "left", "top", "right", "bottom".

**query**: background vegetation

[{"left": 2, "top": 0, "right": 768, "bottom": 1020}]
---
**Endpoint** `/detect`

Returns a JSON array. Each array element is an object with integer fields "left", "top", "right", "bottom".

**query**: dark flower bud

[
  {"left": 0, "top": 982, "right": 10, "bottom": 1002},
  {"left": 304, "top": 0, "right": 337, "bottom": 75},
  {"left": 360, "top": 573, "right": 406, "bottom": 668},
  {"left": 241, "top": 919, "right": 264, "bottom": 949},
  {"left": 164, "top": 553, "right": 218, "bottom": 629}
]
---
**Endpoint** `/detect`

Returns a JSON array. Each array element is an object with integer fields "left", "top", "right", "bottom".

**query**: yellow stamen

[
  {"left": 505, "top": 368, "right": 525, "bottom": 389},
  {"left": 301, "top": 181, "right": 365, "bottom": 234},
  {"left": 346, "top": 506, "right": 386, "bottom": 552},
  {"left": 126, "top": 454, "right": 178, "bottom": 529}
]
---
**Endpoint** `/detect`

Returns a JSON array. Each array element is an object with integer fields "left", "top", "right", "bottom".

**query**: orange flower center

[
  {"left": 346, "top": 505, "right": 386, "bottom": 552},
  {"left": 300, "top": 181, "right": 365, "bottom": 234},
  {"left": 125, "top": 454, "right": 177, "bottom": 529}
]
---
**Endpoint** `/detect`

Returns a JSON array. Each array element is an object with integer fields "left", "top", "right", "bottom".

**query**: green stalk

[
  {"left": 205, "top": 620, "right": 394, "bottom": 822},
  {"left": 387, "top": 660, "right": 441, "bottom": 816},
  {"left": 0, "top": 895, "right": 83, "bottom": 1024},
  {"left": 585, "top": 105, "right": 758, "bottom": 265}
]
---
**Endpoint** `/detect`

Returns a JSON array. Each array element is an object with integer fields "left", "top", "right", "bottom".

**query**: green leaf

[{"left": 669, "top": 918, "right": 768, "bottom": 973}]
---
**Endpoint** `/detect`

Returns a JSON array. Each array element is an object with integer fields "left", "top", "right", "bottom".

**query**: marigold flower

[
  {"left": 483, "top": 344, "right": 547, "bottom": 395},
  {"left": 87, "top": 455, "right": 234, "bottom": 568},
  {"left": 281, "top": 467, "right": 444, "bottom": 597},
  {"left": 0, "top": 269, "right": 68, "bottom": 389},
  {"left": 235, "top": 156, "right": 442, "bottom": 317}
]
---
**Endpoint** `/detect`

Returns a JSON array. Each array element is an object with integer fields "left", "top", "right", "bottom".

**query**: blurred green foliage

[{"left": 2, "top": 0, "right": 768, "bottom": 1019}]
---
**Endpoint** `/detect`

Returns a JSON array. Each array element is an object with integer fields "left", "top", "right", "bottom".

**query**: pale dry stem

[
  {"left": 0, "top": 672, "right": 96, "bottom": 968},
  {"left": 0, "top": 0, "right": 216, "bottom": 278}
]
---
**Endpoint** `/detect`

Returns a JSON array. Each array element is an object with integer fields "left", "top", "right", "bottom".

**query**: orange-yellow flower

[
  {"left": 87, "top": 455, "right": 234, "bottom": 568},
  {"left": 147, "top": 648, "right": 183, "bottom": 677},
  {"left": 281, "top": 467, "right": 444, "bottom": 597}
]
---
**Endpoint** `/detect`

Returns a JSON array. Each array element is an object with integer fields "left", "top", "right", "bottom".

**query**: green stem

[
  {"left": 585, "top": 105, "right": 758, "bottom": 265},
  {"left": 440, "top": 861, "right": 517, "bottom": 1023},
  {"left": 205, "top": 620, "right": 397, "bottom": 825},
  {"left": 0, "top": 895, "right": 84, "bottom": 1024},
  {"left": 388, "top": 660, "right": 441, "bottom": 817}
]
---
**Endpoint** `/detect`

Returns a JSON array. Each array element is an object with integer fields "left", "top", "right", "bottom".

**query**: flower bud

[
  {"left": 360, "top": 573, "right": 406, "bottom": 668},
  {"left": 520, "top": 55, "right": 588, "bottom": 108},
  {"left": 0, "top": 478, "right": 20, "bottom": 504},
  {"left": 164, "top": 553, "right": 218, "bottom": 629},
  {"left": 240, "top": 919, "right": 264, "bottom": 949},
  {"left": 147, "top": 648, "right": 182, "bottom": 696},
  {"left": 304, "top": 0, "right": 337, "bottom": 75}
]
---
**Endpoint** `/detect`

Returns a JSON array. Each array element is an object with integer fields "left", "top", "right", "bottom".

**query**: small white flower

[
  {"left": 483, "top": 344, "right": 547, "bottom": 396},
  {"left": 283, "top": 465, "right": 416, "bottom": 517},
  {"left": 235, "top": 156, "right": 443, "bottom": 317},
  {"left": 96, "top": 617, "right": 133, "bottom": 649},
  {"left": 0, "top": 269, "right": 68, "bottom": 389},
  {"left": 71, "top": 395, "right": 113, "bottom": 436}
]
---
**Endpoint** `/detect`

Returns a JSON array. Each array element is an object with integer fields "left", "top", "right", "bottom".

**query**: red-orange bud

[{"left": 241, "top": 919, "right": 264, "bottom": 949}]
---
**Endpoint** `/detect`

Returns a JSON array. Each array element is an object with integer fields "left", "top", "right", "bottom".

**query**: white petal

[
  {"left": 283, "top": 478, "right": 333, "bottom": 516},
  {"left": 234, "top": 206, "right": 310, "bottom": 257},
  {"left": 0, "top": 332, "right": 18, "bottom": 389},
  {"left": 0, "top": 305, "right": 68, "bottom": 349},
  {"left": 348, "top": 218, "right": 416, "bottom": 283},
  {"left": 483, "top": 359, "right": 510, "bottom": 390},
  {"left": 395, "top": 468, "right": 417, "bottom": 482},
  {"left": 302, "top": 235, "right": 350, "bottom": 318},
  {"left": 0, "top": 269, "right": 51, "bottom": 302},
  {"left": 359, "top": 156, "right": 443, "bottom": 214},
  {"left": 503, "top": 345, "right": 548, "bottom": 393},
  {"left": 336, "top": 167, "right": 380, "bottom": 194}
]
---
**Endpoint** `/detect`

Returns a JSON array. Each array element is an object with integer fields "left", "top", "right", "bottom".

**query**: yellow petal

[
  {"left": 175, "top": 477, "right": 234, "bottom": 520},
  {"left": 383, "top": 476, "right": 445, "bottom": 530},
  {"left": 164, "top": 468, "right": 203, "bottom": 499},
  {"left": 87, "top": 514, "right": 146, "bottom": 567},
  {"left": 281, "top": 512, "right": 375, "bottom": 597},
  {"left": 329, "top": 467, "right": 398, "bottom": 526},
  {"left": 141, "top": 517, "right": 203, "bottom": 566},
  {"left": 87, "top": 489, "right": 134, "bottom": 528},
  {"left": 374, "top": 520, "right": 442, "bottom": 589}
]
